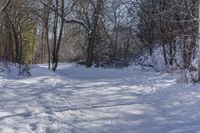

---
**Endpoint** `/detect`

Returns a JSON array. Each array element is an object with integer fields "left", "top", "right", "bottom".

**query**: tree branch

[
  {"left": 39, "top": 0, "right": 89, "bottom": 32},
  {"left": 0, "top": 0, "right": 11, "bottom": 14}
]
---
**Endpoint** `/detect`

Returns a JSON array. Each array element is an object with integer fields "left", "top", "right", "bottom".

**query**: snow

[
  {"left": 141, "top": 38, "right": 186, "bottom": 72},
  {"left": 0, "top": 64, "right": 200, "bottom": 132}
]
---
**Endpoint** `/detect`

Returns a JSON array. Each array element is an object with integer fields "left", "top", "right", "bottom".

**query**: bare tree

[{"left": 40, "top": 0, "right": 104, "bottom": 68}]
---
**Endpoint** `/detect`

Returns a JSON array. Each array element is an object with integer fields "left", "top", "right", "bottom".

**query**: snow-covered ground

[{"left": 0, "top": 64, "right": 200, "bottom": 133}]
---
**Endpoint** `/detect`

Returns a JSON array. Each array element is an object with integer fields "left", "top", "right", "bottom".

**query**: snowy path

[{"left": 0, "top": 64, "right": 200, "bottom": 133}]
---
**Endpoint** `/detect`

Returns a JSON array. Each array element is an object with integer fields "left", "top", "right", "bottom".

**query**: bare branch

[
  {"left": 0, "top": 0, "right": 11, "bottom": 14},
  {"left": 39, "top": 0, "right": 89, "bottom": 32}
]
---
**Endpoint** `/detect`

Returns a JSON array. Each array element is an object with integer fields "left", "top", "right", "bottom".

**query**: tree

[
  {"left": 40, "top": 0, "right": 104, "bottom": 68},
  {"left": 0, "top": 0, "right": 37, "bottom": 74},
  {"left": 51, "top": 0, "right": 65, "bottom": 71},
  {"left": 137, "top": 0, "right": 198, "bottom": 70},
  {"left": 198, "top": 0, "right": 200, "bottom": 81}
]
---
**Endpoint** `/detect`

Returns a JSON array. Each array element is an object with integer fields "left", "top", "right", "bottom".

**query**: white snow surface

[{"left": 0, "top": 64, "right": 200, "bottom": 133}]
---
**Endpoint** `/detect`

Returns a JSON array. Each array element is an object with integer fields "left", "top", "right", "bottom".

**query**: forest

[{"left": 0, "top": 0, "right": 199, "bottom": 81}]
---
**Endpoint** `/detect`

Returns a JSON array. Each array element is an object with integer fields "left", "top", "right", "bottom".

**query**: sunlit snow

[{"left": 0, "top": 64, "right": 200, "bottom": 133}]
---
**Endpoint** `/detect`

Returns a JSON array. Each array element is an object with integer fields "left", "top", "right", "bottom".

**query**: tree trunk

[
  {"left": 52, "top": 0, "right": 58, "bottom": 71},
  {"left": 162, "top": 44, "right": 168, "bottom": 66},
  {"left": 86, "top": 0, "right": 102, "bottom": 67},
  {"left": 11, "top": 22, "right": 20, "bottom": 64},
  {"left": 86, "top": 33, "right": 95, "bottom": 67},
  {"left": 52, "top": 0, "right": 64, "bottom": 71},
  {"left": 45, "top": 19, "right": 50, "bottom": 69},
  {"left": 198, "top": 1, "right": 200, "bottom": 81},
  {"left": 169, "top": 42, "right": 173, "bottom": 66}
]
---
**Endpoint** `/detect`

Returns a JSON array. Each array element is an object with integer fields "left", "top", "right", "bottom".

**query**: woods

[{"left": 0, "top": 0, "right": 200, "bottom": 81}]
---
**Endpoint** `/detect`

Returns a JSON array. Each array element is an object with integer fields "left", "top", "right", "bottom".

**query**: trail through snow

[{"left": 0, "top": 64, "right": 200, "bottom": 133}]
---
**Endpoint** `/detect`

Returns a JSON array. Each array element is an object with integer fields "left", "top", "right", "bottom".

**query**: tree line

[{"left": 1, "top": 0, "right": 200, "bottom": 81}]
